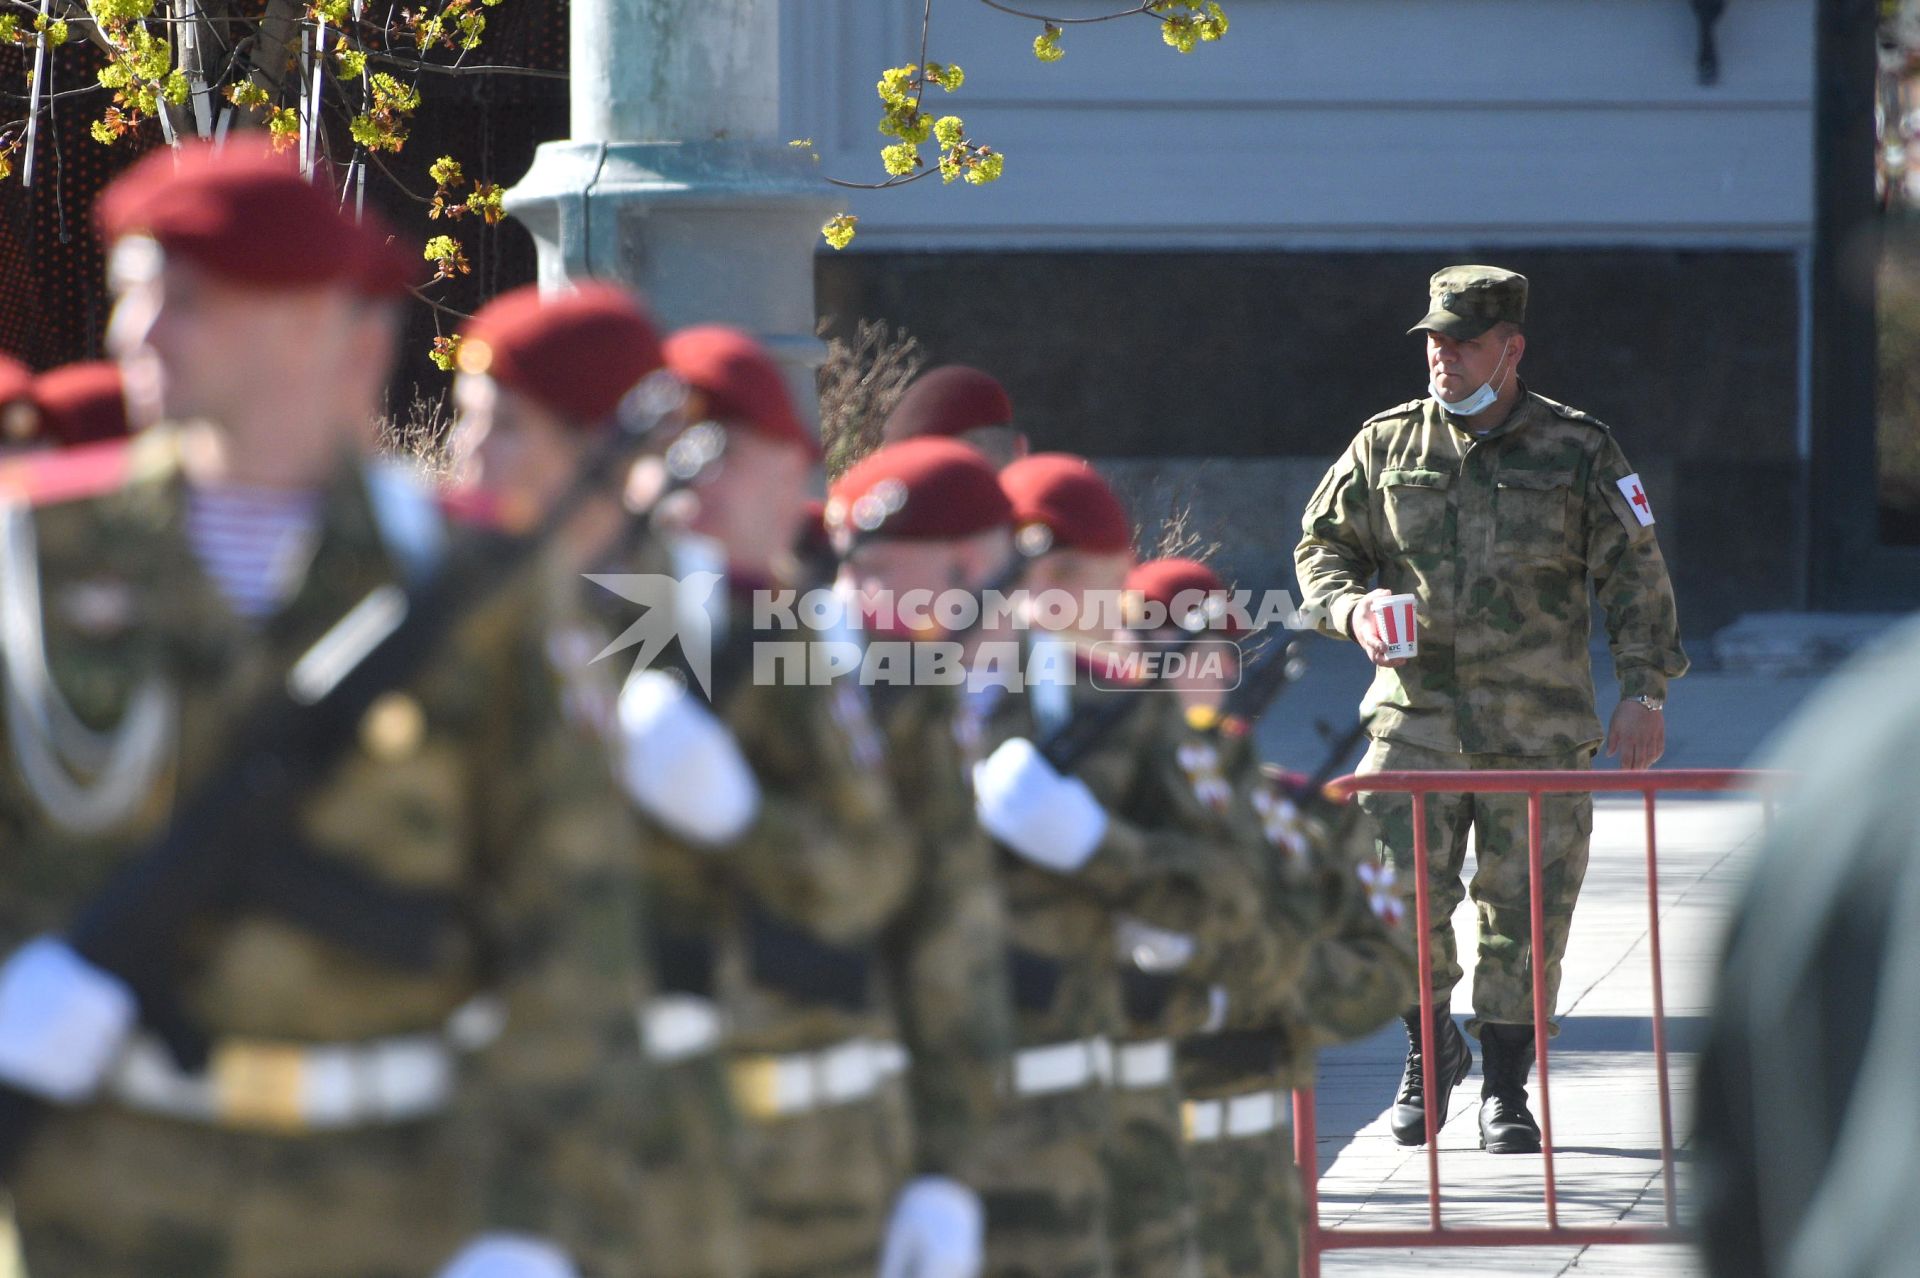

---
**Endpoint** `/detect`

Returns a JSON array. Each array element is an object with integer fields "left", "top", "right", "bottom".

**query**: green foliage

[
  {"left": 822, "top": 214, "right": 859, "bottom": 251},
  {"left": 1034, "top": 24, "right": 1064, "bottom": 61}
]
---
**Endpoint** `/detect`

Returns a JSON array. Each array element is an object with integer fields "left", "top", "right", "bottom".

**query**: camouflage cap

[{"left": 1408, "top": 265, "right": 1528, "bottom": 340}]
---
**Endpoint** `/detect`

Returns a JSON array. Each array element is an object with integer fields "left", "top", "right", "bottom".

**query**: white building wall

[{"left": 781, "top": 0, "right": 1817, "bottom": 249}]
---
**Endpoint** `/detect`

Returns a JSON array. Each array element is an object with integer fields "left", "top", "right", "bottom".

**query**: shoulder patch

[
  {"left": 0, "top": 439, "right": 132, "bottom": 509},
  {"left": 1363, "top": 399, "right": 1424, "bottom": 427},
  {"left": 1533, "top": 394, "right": 1611, "bottom": 432}
]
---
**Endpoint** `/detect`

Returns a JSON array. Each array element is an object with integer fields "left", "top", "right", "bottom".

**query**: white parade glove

[
  {"left": 972, "top": 737, "right": 1108, "bottom": 873},
  {"left": 617, "top": 669, "right": 761, "bottom": 848},
  {"left": 436, "top": 1235, "right": 578, "bottom": 1278},
  {"left": 877, "top": 1176, "right": 985, "bottom": 1278},
  {"left": 0, "top": 937, "right": 138, "bottom": 1102}
]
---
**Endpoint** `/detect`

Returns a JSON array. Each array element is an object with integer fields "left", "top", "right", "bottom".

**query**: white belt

[
  {"left": 1182, "top": 1089, "right": 1287, "bottom": 1144},
  {"left": 107, "top": 1031, "right": 456, "bottom": 1133},
  {"left": 729, "top": 1037, "right": 908, "bottom": 1121},
  {"left": 642, "top": 995, "right": 724, "bottom": 1063},
  {"left": 1014, "top": 1036, "right": 1113, "bottom": 1097},
  {"left": 1114, "top": 1039, "right": 1174, "bottom": 1090}
]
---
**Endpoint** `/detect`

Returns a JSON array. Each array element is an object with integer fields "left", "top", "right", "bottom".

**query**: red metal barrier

[{"left": 1291, "top": 768, "right": 1787, "bottom": 1277}]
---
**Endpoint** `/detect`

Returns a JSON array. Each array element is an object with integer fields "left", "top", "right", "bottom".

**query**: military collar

[{"left": 1433, "top": 379, "right": 1541, "bottom": 444}]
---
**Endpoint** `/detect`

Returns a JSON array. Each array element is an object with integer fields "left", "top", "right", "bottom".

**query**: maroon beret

[
  {"left": 461, "top": 281, "right": 664, "bottom": 427},
  {"left": 829, "top": 438, "right": 1012, "bottom": 542},
  {"left": 663, "top": 325, "right": 819, "bottom": 459},
  {"left": 97, "top": 142, "right": 413, "bottom": 296},
  {"left": 1125, "top": 557, "right": 1242, "bottom": 634},
  {"left": 32, "top": 362, "right": 131, "bottom": 448},
  {"left": 999, "top": 453, "right": 1133, "bottom": 556},
  {"left": 881, "top": 365, "right": 1014, "bottom": 445}
]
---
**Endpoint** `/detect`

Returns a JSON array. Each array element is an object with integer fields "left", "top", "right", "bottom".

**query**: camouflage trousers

[
  {"left": 10, "top": 1106, "right": 470, "bottom": 1278},
  {"left": 639, "top": 1057, "right": 751, "bottom": 1278},
  {"left": 1182, "top": 1088, "right": 1297, "bottom": 1278},
  {"left": 1104, "top": 1074, "right": 1195, "bottom": 1278},
  {"left": 735, "top": 1078, "right": 909, "bottom": 1278},
  {"left": 1355, "top": 737, "right": 1596, "bottom": 1034},
  {"left": 981, "top": 1085, "right": 1114, "bottom": 1278}
]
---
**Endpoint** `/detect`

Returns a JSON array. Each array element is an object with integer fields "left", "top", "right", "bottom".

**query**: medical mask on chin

[{"left": 1431, "top": 340, "right": 1514, "bottom": 417}]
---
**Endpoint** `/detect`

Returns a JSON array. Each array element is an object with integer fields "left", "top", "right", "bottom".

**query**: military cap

[
  {"left": 32, "top": 362, "right": 131, "bottom": 448},
  {"left": 663, "top": 325, "right": 821, "bottom": 459},
  {"left": 999, "top": 453, "right": 1133, "bottom": 557},
  {"left": 1408, "top": 264, "right": 1528, "bottom": 340},
  {"left": 1124, "top": 557, "right": 1242, "bottom": 634},
  {"left": 96, "top": 142, "right": 413, "bottom": 296},
  {"left": 461, "top": 281, "right": 663, "bottom": 427},
  {"left": 880, "top": 364, "right": 1013, "bottom": 445},
  {"left": 828, "top": 437, "right": 1011, "bottom": 541}
]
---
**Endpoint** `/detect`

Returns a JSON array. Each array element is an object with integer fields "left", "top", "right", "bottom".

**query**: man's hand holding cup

[{"left": 1351, "top": 588, "right": 1420, "bottom": 668}]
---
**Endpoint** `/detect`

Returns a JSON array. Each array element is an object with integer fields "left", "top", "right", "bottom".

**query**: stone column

[{"left": 504, "top": 0, "right": 835, "bottom": 424}]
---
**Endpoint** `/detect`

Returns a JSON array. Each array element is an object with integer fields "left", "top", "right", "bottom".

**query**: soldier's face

[
  {"left": 1426, "top": 328, "right": 1522, "bottom": 401},
  {"left": 679, "top": 428, "right": 810, "bottom": 570},
  {"left": 451, "top": 375, "right": 585, "bottom": 526},
  {"left": 108, "top": 247, "right": 371, "bottom": 447}
]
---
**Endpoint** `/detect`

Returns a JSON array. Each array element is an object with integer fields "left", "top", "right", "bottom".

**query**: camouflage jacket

[
  {"left": 0, "top": 432, "right": 656, "bottom": 1276},
  {"left": 625, "top": 573, "right": 917, "bottom": 1057},
  {"left": 871, "top": 681, "right": 1014, "bottom": 1182},
  {"left": 982, "top": 672, "right": 1299, "bottom": 1049},
  {"left": 1295, "top": 389, "right": 1689, "bottom": 755},
  {"left": 1188, "top": 728, "right": 1418, "bottom": 1095}
]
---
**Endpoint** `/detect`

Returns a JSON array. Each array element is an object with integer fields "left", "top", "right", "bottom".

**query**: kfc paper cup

[{"left": 1375, "top": 594, "right": 1419, "bottom": 660}]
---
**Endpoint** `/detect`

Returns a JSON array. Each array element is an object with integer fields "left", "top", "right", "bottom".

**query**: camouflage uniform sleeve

[
  {"left": 1583, "top": 435, "right": 1690, "bottom": 702},
  {"left": 1073, "top": 704, "right": 1304, "bottom": 993},
  {"left": 1295, "top": 802, "right": 1417, "bottom": 1047},
  {"left": 455, "top": 603, "right": 656, "bottom": 1275},
  {"left": 723, "top": 678, "right": 916, "bottom": 943},
  {"left": 880, "top": 690, "right": 1014, "bottom": 1182},
  {"left": 1295, "top": 430, "right": 1380, "bottom": 641}
]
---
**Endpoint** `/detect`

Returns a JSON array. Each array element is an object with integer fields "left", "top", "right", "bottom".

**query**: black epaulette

[
  {"left": 1533, "top": 394, "right": 1611, "bottom": 432},
  {"left": 1362, "top": 399, "right": 1424, "bottom": 427}
]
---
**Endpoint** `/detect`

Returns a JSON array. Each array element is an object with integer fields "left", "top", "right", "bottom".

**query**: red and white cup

[{"left": 1372, "top": 594, "right": 1419, "bottom": 660}]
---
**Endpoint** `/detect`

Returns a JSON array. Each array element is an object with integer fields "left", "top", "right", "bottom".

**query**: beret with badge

[
  {"left": 661, "top": 325, "right": 820, "bottom": 460},
  {"left": 97, "top": 142, "right": 413, "bottom": 297},
  {"left": 880, "top": 364, "right": 1014, "bottom": 446},
  {"left": 998, "top": 452, "right": 1133, "bottom": 558},
  {"left": 828, "top": 437, "right": 1012, "bottom": 542},
  {"left": 460, "top": 281, "right": 664, "bottom": 428}
]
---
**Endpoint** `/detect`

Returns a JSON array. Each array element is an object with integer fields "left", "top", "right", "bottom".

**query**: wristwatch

[{"left": 1633, "top": 695, "right": 1665, "bottom": 713}]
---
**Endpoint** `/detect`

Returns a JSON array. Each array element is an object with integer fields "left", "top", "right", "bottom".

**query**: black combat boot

[
  {"left": 1389, "top": 1004, "right": 1473, "bottom": 1146},
  {"left": 1478, "top": 1023, "right": 1544, "bottom": 1154}
]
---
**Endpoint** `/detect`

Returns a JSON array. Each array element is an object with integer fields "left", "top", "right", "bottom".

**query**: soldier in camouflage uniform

[
  {"left": 453, "top": 283, "right": 750, "bottom": 1278},
  {"left": 1123, "top": 558, "right": 1415, "bottom": 1278},
  {"left": 826, "top": 438, "right": 1027, "bottom": 1278},
  {"left": 947, "top": 455, "right": 1301, "bottom": 1278},
  {"left": 0, "top": 144, "right": 657, "bottom": 1277},
  {"left": 1295, "top": 265, "right": 1688, "bottom": 1155}
]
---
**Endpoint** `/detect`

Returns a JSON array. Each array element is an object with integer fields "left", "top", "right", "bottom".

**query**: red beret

[
  {"left": 999, "top": 453, "right": 1133, "bottom": 556},
  {"left": 461, "top": 281, "right": 664, "bottom": 427},
  {"left": 829, "top": 438, "right": 1012, "bottom": 542},
  {"left": 881, "top": 365, "right": 1013, "bottom": 444},
  {"left": 663, "top": 325, "right": 819, "bottom": 459},
  {"left": 1125, "top": 557, "right": 1242, "bottom": 634},
  {"left": 97, "top": 142, "right": 413, "bottom": 296},
  {"left": 31, "top": 363, "right": 131, "bottom": 448}
]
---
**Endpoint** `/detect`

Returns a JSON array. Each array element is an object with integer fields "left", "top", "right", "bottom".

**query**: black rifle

[
  {"left": 1207, "top": 637, "right": 1308, "bottom": 739},
  {"left": 0, "top": 375, "right": 703, "bottom": 1172}
]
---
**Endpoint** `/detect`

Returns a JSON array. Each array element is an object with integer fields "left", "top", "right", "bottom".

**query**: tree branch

[{"left": 975, "top": 0, "right": 1156, "bottom": 24}]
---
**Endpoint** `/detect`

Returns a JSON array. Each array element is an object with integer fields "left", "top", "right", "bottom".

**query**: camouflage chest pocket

[
  {"left": 1494, "top": 470, "right": 1575, "bottom": 561},
  {"left": 1378, "top": 467, "right": 1452, "bottom": 555}
]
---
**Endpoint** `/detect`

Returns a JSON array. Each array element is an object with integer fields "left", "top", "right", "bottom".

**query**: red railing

[{"left": 1291, "top": 768, "right": 1785, "bottom": 1277}]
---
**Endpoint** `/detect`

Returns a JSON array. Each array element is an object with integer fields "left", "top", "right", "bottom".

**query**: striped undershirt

[{"left": 184, "top": 484, "right": 325, "bottom": 622}]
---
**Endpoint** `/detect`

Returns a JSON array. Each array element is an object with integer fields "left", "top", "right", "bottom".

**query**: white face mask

[{"left": 1431, "top": 339, "right": 1514, "bottom": 417}]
